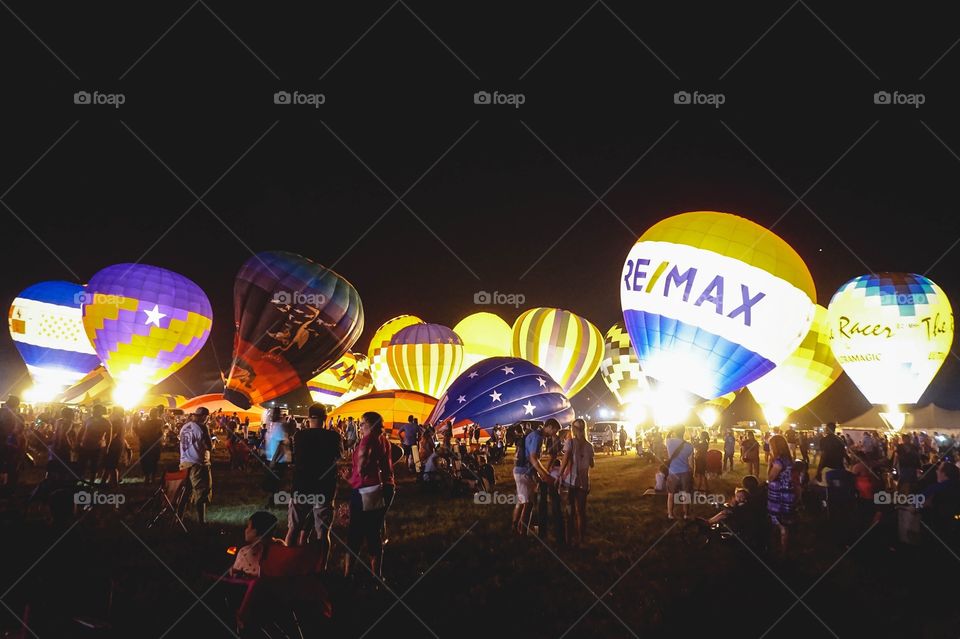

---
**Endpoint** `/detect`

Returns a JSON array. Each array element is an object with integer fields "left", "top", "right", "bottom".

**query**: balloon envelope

[
  {"left": 511, "top": 307, "right": 603, "bottom": 398},
  {"left": 329, "top": 389, "right": 437, "bottom": 440},
  {"left": 339, "top": 353, "right": 374, "bottom": 405},
  {"left": 427, "top": 356, "right": 575, "bottom": 437},
  {"left": 827, "top": 273, "right": 953, "bottom": 406},
  {"left": 368, "top": 315, "right": 424, "bottom": 390},
  {"left": 620, "top": 211, "right": 816, "bottom": 399},
  {"left": 224, "top": 251, "right": 364, "bottom": 409},
  {"left": 385, "top": 323, "right": 464, "bottom": 399},
  {"left": 747, "top": 304, "right": 842, "bottom": 418},
  {"left": 8, "top": 281, "right": 101, "bottom": 396},
  {"left": 82, "top": 264, "right": 213, "bottom": 405},
  {"left": 454, "top": 312, "right": 512, "bottom": 370},
  {"left": 599, "top": 322, "right": 649, "bottom": 406},
  {"left": 307, "top": 351, "right": 359, "bottom": 408}
]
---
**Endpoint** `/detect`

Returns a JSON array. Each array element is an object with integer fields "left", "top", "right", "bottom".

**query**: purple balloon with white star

[{"left": 426, "top": 356, "right": 574, "bottom": 436}]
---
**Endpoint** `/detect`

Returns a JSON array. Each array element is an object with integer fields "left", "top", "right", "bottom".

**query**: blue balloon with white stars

[{"left": 427, "top": 356, "right": 574, "bottom": 436}]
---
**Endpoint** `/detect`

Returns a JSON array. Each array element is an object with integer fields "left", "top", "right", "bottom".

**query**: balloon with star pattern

[
  {"left": 426, "top": 356, "right": 574, "bottom": 438},
  {"left": 81, "top": 264, "right": 213, "bottom": 406}
]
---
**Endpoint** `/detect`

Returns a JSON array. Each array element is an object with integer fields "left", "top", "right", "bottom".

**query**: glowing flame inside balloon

[
  {"left": 624, "top": 401, "right": 647, "bottom": 424},
  {"left": 761, "top": 404, "right": 788, "bottom": 428},
  {"left": 22, "top": 383, "right": 60, "bottom": 404},
  {"left": 880, "top": 404, "right": 906, "bottom": 431},
  {"left": 113, "top": 380, "right": 149, "bottom": 410},
  {"left": 649, "top": 387, "right": 691, "bottom": 427},
  {"left": 697, "top": 406, "right": 720, "bottom": 429}
]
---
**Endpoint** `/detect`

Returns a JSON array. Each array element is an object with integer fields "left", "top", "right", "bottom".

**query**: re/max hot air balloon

[
  {"left": 747, "top": 304, "right": 843, "bottom": 425},
  {"left": 307, "top": 351, "right": 359, "bottom": 408},
  {"left": 453, "top": 312, "right": 512, "bottom": 370},
  {"left": 368, "top": 315, "right": 424, "bottom": 390},
  {"left": 329, "top": 389, "right": 437, "bottom": 440},
  {"left": 340, "top": 353, "right": 374, "bottom": 405},
  {"left": 427, "top": 357, "right": 574, "bottom": 438},
  {"left": 8, "top": 281, "right": 102, "bottom": 401},
  {"left": 224, "top": 251, "right": 364, "bottom": 410},
  {"left": 827, "top": 273, "right": 954, "bottom": 421},
  {"left": 384, "top": 323, "right": 464, "bottom": 399},
  {"left": 82, "top": 264, "right": 213, "bottom": 408},
  {"left": 511, "top": 307, "right": 603, "bottom": 398},
  {"left": 620, "top": 211, "right": 816, "bottom": 399},
  {"left": 599, "top": 322, "right": 649, "bottom": 407}
]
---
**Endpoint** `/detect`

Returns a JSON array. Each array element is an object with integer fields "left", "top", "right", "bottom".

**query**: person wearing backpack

[{"left": 664, "top": 427, "right": 694, "bottom": 520}]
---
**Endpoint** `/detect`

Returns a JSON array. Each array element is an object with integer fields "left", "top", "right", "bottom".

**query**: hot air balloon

[
  {"left": 384, "top": 323, "right": 464, "bottom": 399},
  {"left": 368, "top": 315, "right": 424, "bottom": 390},
  {"left": 55, "top": 365, "right": 114, "bottom": 405},
  {"left": 307, "top": 351, "right": 359, "bottom": 408},
  {"left": 747, "top": 304, "right": 843, "bottom": 426},
  {"left": 340, "top": 353, "right": 374, "bottom": 404},
  {"left": 82, "top": 264, "right": 213, "bottom": 409},
  {"left": 511, "top": 307, "right": 603, "bottom": 398},
  {"left": 620, "top": 211, "right": 816, "bottom": 400},
  {"left": 453, "top": 312, "right": 512, "bottom": 370},
  {"left": 427, "top": 356, "right": 575, "bottom": 438},
  {"left": 224, "top": 251, "right": 364, "bottom": 410},
  {"left": 599, "top": 322, "right": 649, "bottom": 407},
  {"left": 329, "top": 389, "right": 437, "bottom": 440},
  {"left": 827, "top": 273, "right": 954, "bottom": 429},
  {"left": 694, "top": 392, "right": 736, "bottom": 429},
  {"left": 8, "top": 281, "right": 102, "bottom": 401}
]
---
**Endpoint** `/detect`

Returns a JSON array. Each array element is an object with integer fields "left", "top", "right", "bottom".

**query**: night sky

[{"left": 2, "top": 2, "right": 958, "bottom": 423}]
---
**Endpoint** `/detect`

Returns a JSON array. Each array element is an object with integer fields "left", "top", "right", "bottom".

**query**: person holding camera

[{"left": 512, "top": 419, "right": 560, "bottom": 536}]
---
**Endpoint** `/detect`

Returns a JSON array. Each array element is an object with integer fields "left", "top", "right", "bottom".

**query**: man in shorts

[
  {"left": 512, "top": 420, "right": 560, "bottom": 536},
  {"left": 399, "top": 415, "right": 422, "bottom": 472},
  {"left": 664, "top": 427, "right": 694, "bottom": 520},
  {"left": 179, "top": 407, "right": 213, "bottom": 525},
  {"left": 285, "top": 404, "right": 343, "bottom": 571}
]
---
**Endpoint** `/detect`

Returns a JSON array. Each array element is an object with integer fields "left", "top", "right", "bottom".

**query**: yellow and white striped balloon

[
  {"left": 385, "top": 323, "right": 464, "bottom": 399},
  {"left": 511, "top": 307, "right": 603, "bottom": 398},
  {"left": 368, "top": 315, "right": 424, "bottom": 390}
]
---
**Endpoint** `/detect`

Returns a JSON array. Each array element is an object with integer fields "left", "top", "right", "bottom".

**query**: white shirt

[{"left": 179, "top": 420, "right": 210, "bottom": 465}]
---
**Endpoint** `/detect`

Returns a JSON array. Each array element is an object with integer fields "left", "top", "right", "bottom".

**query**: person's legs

[
  {"left": 550, "top": 485, "right": 564, "bottom": 543},
  {"left": 344, "top": 491, "right": 363, "bottom": 576},
  {"left": 666, "top": 492, "right": 675, "bottom": 518},
  {"left": 576, "top": 489, "right": 588, "bottom": 543},
  {"left": 367, "top": 508, "right": 386, "bottom": 578},
  {"left": 314, "top": 504, "right": 334, "bottom": 572}
]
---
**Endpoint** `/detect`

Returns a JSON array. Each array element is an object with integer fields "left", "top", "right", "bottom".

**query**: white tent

[{"left": 842, "top": 404, "right": 960, "bottom": 434}]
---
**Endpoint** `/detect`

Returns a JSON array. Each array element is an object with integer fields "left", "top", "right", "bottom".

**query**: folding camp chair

[
  {"left": 135, "top": 468, "right": 189, "bottom": 532},
  {"left": 212, "top": 544, "right": 332, "bottom": 638}
]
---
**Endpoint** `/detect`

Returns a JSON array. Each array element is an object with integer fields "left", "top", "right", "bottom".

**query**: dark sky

[{"left": 1, "top": 2, "right": 958, "bottom": 423}]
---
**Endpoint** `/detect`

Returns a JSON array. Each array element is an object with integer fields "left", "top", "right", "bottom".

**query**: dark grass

[{"left": 2, "top": 446, "right": 960, "bottom": 638}]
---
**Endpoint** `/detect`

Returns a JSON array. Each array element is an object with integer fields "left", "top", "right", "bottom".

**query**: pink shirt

[{"left": 350, "top": 433, "right": 394, "bottom": 489}]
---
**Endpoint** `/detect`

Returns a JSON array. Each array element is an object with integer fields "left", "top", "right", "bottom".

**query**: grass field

[{"left": 2, "top": 444, "right": 960, "bottom": 638}]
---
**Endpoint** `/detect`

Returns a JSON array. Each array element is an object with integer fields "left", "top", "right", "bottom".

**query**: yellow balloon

[
  {"left": 599, "top": 322, "right": 649, "bottom": 406},
  {"left": 307, "top": 352, "right": 359, "bottom": 408},
  {"left": 827, "top": 273, "right": 954, "bottom": 406},
  {"left": 453, "top": 312, "right": 512, "bottom": 370},
  {"left": 385, "top": 323, "right": 464, "bottom": 399},
  {"left": 367, "top": 315, "right": 424, "bottom": 390},
  {"left": 511, "top": 307, "right": 603, "bottom": 398},
  {"left": 695, "top": 392, "right": 736, "bottom": 429},
  {"left": 747, "top": 304, "right": 842, "bottom": 423}
]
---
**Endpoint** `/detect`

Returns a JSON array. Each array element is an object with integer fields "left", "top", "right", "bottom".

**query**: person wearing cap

[
  {"left": 285, "top": 403, "right": 343, "bottom": 570},
  {"left": 179, "top": 406, "right": 213, "bottom": 525}
]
